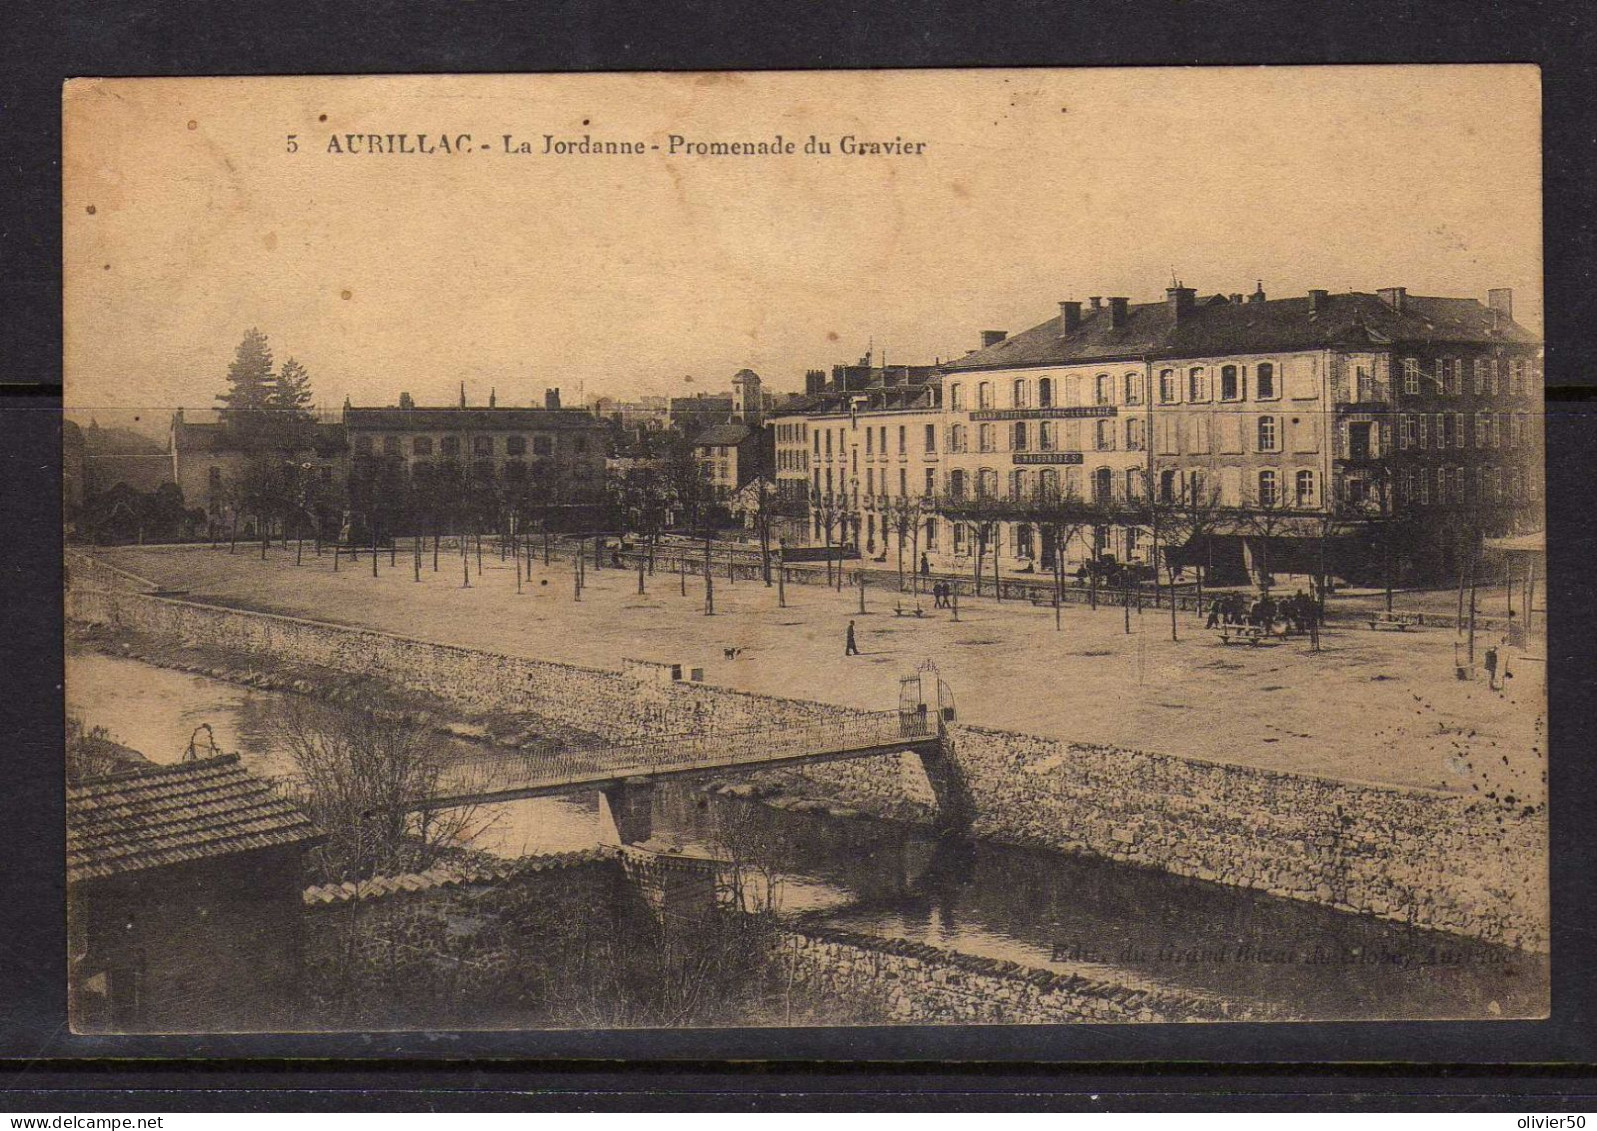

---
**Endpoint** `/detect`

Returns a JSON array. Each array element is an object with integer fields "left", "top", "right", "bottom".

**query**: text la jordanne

[{"left": 529, "top": 133, "right": 928, "bottom": 156}]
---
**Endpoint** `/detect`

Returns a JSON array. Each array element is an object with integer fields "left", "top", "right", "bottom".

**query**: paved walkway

[{"left": 97, "top": 543, "right": 1545, "bottom": 796}]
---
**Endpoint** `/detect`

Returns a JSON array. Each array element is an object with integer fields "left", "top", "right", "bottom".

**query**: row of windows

[
  {"left": 814, "top": 423, "right": 940, "bottom": 458},
  {"left": 813, "top": 466, "right": 940, "bottom": 500},
  {"left": 353, "top": 433, "right": 582, "bottom": 458},
  {"left": 948, "top": 372, "right": 1144, "bottom": 412},
  {"left": 1157, "top": 362, "right": 1281, "bottom": 405},
  {"left": 945, "top": 417, "right": 1144, "bottom": 454},
  {"left": 1400, "top": 356, "right": 1538, "bottom": 397},
  {"left": 1397, "top": 412, "right": 1532, "bottom": 451},
  {"left": 1395, "top": 465, "right": 1535, "bottom": 506},
  {"left": 774, "top": 422, "right": 809, "bottom": 443}
]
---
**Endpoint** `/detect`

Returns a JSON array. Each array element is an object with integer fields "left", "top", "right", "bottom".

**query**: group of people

[
  {"left": 930, "top": 580, "right": 955, "bottom": 609},
  {"left": 1205, "top": 589, "right": 1324, "bottom": 636}
]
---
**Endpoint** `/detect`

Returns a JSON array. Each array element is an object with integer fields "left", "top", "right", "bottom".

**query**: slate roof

[
  {"left": 943, "top": 291, "right": 1540, "bottom": 372},
  {"left": 172, "top": 421, "right": 347, "bottom": 457},
  {"left": 68, "top": 754, "right": 321, "bottom": 883},
  {"left": 693, "top": 422, "right": 755, "bottom": 447},
  {"left": 343, "top": 407, "right": 603, "bottom": 431}
]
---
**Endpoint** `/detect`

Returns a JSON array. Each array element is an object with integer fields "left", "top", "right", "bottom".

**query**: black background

[{"left": 3, "top": 0, "right": 1596, "bottom": 1111}]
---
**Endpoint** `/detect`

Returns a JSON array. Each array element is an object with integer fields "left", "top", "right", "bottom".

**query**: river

[{"left": 66, "top": 650, "right": 1547, "bottom": 1021}]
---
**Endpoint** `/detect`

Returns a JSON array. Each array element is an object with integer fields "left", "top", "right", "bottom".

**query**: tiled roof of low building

[
  {"left": 943, "top": 291, "right": 1539, "bottom": 372},
  {"left": 68, "top": 754, "right": 321, "bottom": 883},
  {"left": 343, "top": 407, "right": 603, "bottom": 431},
  {"left": 301, "top": 849, "right": 610, "bottom": 906}
]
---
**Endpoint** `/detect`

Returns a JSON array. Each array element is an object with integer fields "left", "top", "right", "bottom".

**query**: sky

[{"left": 63, "top": 67, "right": 1541, "bottom": 432}]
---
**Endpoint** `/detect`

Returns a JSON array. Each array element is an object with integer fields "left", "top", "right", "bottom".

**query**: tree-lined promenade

[{"left": 95, "top": 540, "right": 1544, "bottom": 798}]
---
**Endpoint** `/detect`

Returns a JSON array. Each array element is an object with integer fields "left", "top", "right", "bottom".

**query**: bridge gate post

[{"left": 901, "top": 661, "right": 973, "bottom": 833}]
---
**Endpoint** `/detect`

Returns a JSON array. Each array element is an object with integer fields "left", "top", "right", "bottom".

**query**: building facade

[
  {"left": 767, "top": 358, "right": 945, "bottom": 560},
  {"left": 342, "top": 390, "right": 608, "bottom": 498},
  {"left": 941, "top": 310, "right": 1153, "bottom": 573},
  {"left": 170, "top": 409, "right": 347, "bottom": 525},
  {"left": 944, "top": 282, "right": 1542, "bottom": 586}
]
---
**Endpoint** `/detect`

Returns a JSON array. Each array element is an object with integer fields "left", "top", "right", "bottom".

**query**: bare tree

[
  {"left": 940, "top": 490, "right": 1006, "bottom": 600},
  {"left": 1014, "top": 481, "right": 1093, "bottom": 626},
  {"left": 269, "top": 699, "right": 482, "bottom": 884}
]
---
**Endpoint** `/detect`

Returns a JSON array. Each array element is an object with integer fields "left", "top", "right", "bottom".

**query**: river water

[{"left": 66, "top": 650, "right": 1547, "bottom": 1021}]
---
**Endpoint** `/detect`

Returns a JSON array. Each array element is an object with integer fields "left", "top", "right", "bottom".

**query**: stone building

[
  {"left": 691, "top": 421, "right": 770, "bottom": 500},
  {"left": 941, "top": 282, "right": 1542, "bottom": 586},
  {"left": 767, "top": 358, "right": 945, "bottom": 559},
  {"left": 941, "top": 312, "right": 1153, "bottom": 573},
  {"left": 343, "top": 389, "right": 608, "bottom": 496},
  {"left": 67, "top": 754, "right": 322, "bottom": 1032},
  {"left": 170, "top": 409, "right": 347, "bottom": 524}
]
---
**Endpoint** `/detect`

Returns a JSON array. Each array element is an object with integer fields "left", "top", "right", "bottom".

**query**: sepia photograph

[{"left": 60, "top": 67, "right": 1546, "bottom": 1033}]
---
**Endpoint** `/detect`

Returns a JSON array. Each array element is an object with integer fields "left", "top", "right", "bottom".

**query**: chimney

[
  {"left": 459, "top": 381, "right": 466, "bottom": 409},
  {"left": 981, "top": 330, "right": 1008, "bottom": 349},
  {"left": 1308, "top": 289, "right": 1330, "bottom": 314},
  {"left": 1108, "top": 297, "right": 1130, "bottom": 327},
  {"left": 1058, "top": 300, "right": 1082, "bottom": 335},
  {"left": 805, "top": 368, "right": 826, "bottom": 396},
  {"left": 1089, "top": 296, "right": 1103, "bottom": 311},
  {"left": 1248, "top": 280, "right": 1267, "bottom": 304},
  {"left": 489, "top": 387, "right": 497, "bottom": 409},
  {"left": 544, "top": 388, "right": 561, "bottom": 410},
  {"left": 1377, "top": 286, "right": 1407, "bottom": 313},
  {"left": 1229, "top": 293, "right": 1243, "bottom": 305},
  {"left": 1488, "top": 288, "right": 1514, "bottom": 320},
  {"left": 1166, "top": 284, "right": 1197, "bottom": 322}
]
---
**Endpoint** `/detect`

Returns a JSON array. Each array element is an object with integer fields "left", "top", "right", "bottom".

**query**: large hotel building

[{"left": 770, "top": 281, "right": 1542, "bottom": 586}]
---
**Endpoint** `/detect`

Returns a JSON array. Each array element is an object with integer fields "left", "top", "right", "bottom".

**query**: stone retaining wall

[
  {"left": 66, "top": 584, "right": 1547, "bottom": 950},
  {"left": 761, "top": 724, "right": 1545, "bottom": 951},
  {"left": 777, "top": 925, "right": 1252, "bottom": 1024}
]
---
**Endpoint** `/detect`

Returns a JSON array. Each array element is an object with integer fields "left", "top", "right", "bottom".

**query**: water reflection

[{"left": 67, "top": 650, "right": 1547, "bottom": 1021}]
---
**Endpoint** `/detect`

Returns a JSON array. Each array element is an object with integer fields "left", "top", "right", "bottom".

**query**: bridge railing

[{"left": 427, "top": 710, "right": 935, "bottom": 806}]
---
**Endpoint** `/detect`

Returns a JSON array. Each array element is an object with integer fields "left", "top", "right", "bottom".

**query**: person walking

[
  {"left": 1484, "top": 645, "right": 1499, "bottom": 691},
  {"left": 845, "top": 619, "right": 861, "bottom": 656},
  {"left": 920, "top": 552, "right": 931, "bottom": 579}
]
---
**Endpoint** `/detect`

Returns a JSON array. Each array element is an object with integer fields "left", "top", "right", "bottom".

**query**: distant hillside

[{"left": 82, "top": 423, "right": 167, "bottom": 456}]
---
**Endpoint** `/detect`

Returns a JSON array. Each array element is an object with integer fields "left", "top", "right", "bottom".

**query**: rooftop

[
  {"left": 68, "top": 754, "right": 321, "bottom": 883},
  {"left": 343, "top": 406, "right": 603, "bottom": 431},
  {"left": 944, "top": 289, "right": 1540, "bottom": 372},
  {"left": 172, "top": 420, "right": 346, "bottom": 457},
  {"left": 693, "top": 422, "right": 754, "bottom": 447}
]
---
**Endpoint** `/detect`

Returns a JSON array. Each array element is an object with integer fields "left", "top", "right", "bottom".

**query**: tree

[
  {"left": 269, "top": 698, "right": 481, "bottom": 884},
  {"left": 66, "top": 715, "right": 139, "bottom": 782},
  {"left": 1234, "top": 477, "right": 1296, "bottom": 596},
  {"left": 1139, "top": 468, "right": 1222, "bottom": 642},
  {"left": 1018, "top": 482, "right": 1094, "bottom": 623},
  {"left": 270, "top": 357, "right": 316, "bottom": 449},
  {"left": 809, "top": 486, "right": 848, "bottom": 587},
  {"left": 940, "top": 490, "right": 1007, "bottom": 600},
  {"left": 217, "top": 328, "right": 277, "bottom": 447},
  {"left": 886, "top": 493, "right": 923, "bottom": 594}
]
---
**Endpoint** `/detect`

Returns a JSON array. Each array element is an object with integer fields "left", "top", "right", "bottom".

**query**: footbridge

[
  {"left": 409, "top": 662, "right": 966, "bottom": 845},
  {"left": 417, "top": 710, "right": 940, "bottom": 811}
]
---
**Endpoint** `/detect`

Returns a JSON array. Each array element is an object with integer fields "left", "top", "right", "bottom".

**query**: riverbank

[
  {"left": 66, "top": 583, "right": 1547, "bottom": 951},
  {"left": 90, "top": 542, "right": 1545, "bottom": 793}
]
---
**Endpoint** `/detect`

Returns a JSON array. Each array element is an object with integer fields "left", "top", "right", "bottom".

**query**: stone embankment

[
  {"left": 776, "top": 925, "right": 1267, "bottom": 1024},
  {"left": 66, "top": 581, "right": 1547, "bottom": 951}
]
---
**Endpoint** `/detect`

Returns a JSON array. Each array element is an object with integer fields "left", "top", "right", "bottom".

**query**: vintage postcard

[{"left": 62, "top": 68, "right": 1546, "bottom": 1032}]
